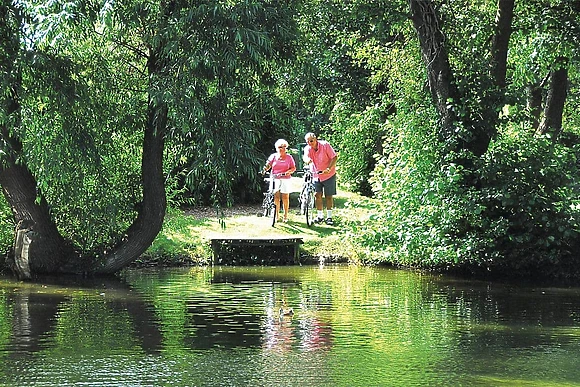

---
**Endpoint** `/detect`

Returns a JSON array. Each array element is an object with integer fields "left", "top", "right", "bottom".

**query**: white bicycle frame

[{"left": 262, "top": 172, "right": 282, "bottom": 225}]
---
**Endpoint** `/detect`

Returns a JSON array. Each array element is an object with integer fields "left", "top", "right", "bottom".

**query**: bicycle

[
  {"left": 298, "top": 167, "right": 317, "bottom": 227},
  {"left": 258, "top": 171, "right": 282, "bottom": 227}
]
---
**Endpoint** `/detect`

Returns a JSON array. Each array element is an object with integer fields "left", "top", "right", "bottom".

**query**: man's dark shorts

[{"left": 315, "top": 174, "right": 337, "bottom": 196}]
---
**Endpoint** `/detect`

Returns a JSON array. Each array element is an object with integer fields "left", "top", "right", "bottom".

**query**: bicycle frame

[
  {"left": 298, "top": 168, "right": 317, "bottom": 226},
  {"left": 261, "top": 172, "right": 282, "bottom": 226}
]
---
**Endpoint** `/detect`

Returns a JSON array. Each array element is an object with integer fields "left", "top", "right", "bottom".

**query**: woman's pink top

[{"left": 267, "top": 153, "right": 295, "bottom": 179}]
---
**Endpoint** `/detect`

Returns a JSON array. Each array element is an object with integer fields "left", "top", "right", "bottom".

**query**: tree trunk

[
  {"left": 491, "top": 0, "right": 514, "bottom": 88},
  {"left": 527, "top": 83, "right": 543, "bottom": 130},
  {"left": 0, "top": 3, "right": 169, "bottom": 277},
  {"left": 409, "top": 0, "right": 514, "bottom": 158},
  {"left": 94, "top": 48, "right": 168, "bottom": 274},
  {"left": 537, "top": 57, "right": 568, "bottom": 141},
  {"left": 0, "top": 164, "right": 72, "bottom": 279},
  {"left": 409, "top": 0, "right": 458, "bottom": 144},
  {"left": 1, "top": 6, "right": 72, "bottom": 279}
]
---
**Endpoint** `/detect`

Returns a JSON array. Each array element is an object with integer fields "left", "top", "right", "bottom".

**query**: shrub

[{"left": 356, "top": 116, "right": 580, "bottom": 280}]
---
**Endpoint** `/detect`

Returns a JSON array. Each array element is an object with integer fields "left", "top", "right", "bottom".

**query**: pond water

[{"left": 0, "top": 265, "right": 579, "bottom": 386}]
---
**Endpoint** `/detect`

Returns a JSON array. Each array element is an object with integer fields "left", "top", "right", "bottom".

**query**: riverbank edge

[{"left": 130, "top": 199, "right": 580, "bottom": 286}]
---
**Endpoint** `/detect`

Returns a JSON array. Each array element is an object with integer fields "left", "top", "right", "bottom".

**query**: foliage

[
  {"left": 1, "top": 0, "right": 580, "bottom": 280},
  {"left": 160, "top": 0, "right": 300, "bottom": 207},
  {"left": 0, "top": 198, "right": 13, "bottom": 254},
  {"left": 325, "top": 101, "right": 385, "bottom": 195},
  {"left": 467, "top": 130, "right": 580, "bottom": 277},
  {"left": 349, "top": 106, "right": 446, "bottom": 266},
  {"left": 320, "top": 0, "right": 580, "bottom": 280},
  {"left": 0, "top": 0, "right": 147, "bottom": 255},
  {"left": 281, "top": 0, "right": 410, "bottom": 197},
  {"left": 354, "top": 113, "right": 580, "bottom": 279},
  {"left": 0, "top": 0, "right": 300, "bottom": 259}
]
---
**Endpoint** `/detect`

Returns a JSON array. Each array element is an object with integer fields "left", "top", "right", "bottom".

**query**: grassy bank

[{"left": 141, "top": 186, "right": 377, "bottom": 266}]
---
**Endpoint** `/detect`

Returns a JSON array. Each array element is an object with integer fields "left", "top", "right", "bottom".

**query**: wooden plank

[{"left": 210, "top": 237, "right": 303, "bottom": 265}]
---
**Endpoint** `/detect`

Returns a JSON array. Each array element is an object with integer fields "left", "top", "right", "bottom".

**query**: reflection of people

[
  {"left": 262, "top": 313, "right": 295, "bottom": 353},
  {"left": 303, "top": 132, "right": 338, "bottom": 225},
  {"left": 299, "top": 317, "right": 333, "bottom": 352},
  {"left": 262, "top": 139, "right": 296, "bottom": 222}
]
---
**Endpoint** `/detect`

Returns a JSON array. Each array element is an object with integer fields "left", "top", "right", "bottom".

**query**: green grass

[{"left": 142, "top": 187, "right": 378, "bottom": 266}]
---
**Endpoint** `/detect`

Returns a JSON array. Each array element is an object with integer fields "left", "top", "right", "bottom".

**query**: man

[{"left": 303, "top": 132, "right": 338, "bottom": 225}]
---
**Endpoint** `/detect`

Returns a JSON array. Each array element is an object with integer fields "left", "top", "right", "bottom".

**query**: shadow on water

[{"left": 210, "top": 266, "right": 302, "bottom": 284}]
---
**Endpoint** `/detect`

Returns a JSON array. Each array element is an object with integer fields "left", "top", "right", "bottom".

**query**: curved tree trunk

[
  {"left": 0, "top": 78, "right": 167, "bottom": 277},
  {"left": 95, "top": 101, "right": 167, "bottom": 274},
  {"left": 92, "top": 48, "right": 168, "bottom": 275},
  {"left": 1, "top": 3, "right": 169, "bottom": 278},
  {"left": 1, "top": 87, "right": 168, "bottom": 277},
  {"left": 0, "top": 163, "right": 72, "bottom": 279}
]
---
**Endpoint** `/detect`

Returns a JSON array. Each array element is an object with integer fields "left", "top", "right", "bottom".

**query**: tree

[
  {"left": 349, "top": 0, "right": 580, "bottom": 278},
  {"left": 408, "top": 0, "right": 515, "bottom": 158},
  {"left": 0, "top": 0, "right": 169, "bottom": 278},
  {"left": 536, "top": 57, "right": 568, "bottom": 140},
  {"left": 0, "top": 0, "right": 297, "bottom": 279},
  {"left": 491, "top": 0, "right": 515, "bottom": 89},
  {"left": 278, "top": 0, "right": 403, "bottom": 195},
  {"left": 164, "top": 0, "right": 298, "bottom": 206}
]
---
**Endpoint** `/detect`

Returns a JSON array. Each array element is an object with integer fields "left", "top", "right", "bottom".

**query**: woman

[{"left": 262, "top": 139, "right": 296, "bottom": 222}]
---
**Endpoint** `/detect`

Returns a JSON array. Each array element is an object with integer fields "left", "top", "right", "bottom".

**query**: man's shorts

[{"left": 315, "top": 174, "right": 337, "bottom": 196}]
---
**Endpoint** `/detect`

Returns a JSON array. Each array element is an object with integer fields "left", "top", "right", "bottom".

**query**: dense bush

[
  {"left": 353, "top": 116, "right": 580, "bottom": 280},
  {"left": 326, "top": 100, "right": 386, "bottom": 196},
  {"left": 462, "top": 130, "right": 580, "bottom": 278}
]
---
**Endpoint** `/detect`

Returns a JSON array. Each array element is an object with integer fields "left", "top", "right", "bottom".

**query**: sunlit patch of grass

[{"left": 145, "top": 187, "right": 378, "bottom": 265}]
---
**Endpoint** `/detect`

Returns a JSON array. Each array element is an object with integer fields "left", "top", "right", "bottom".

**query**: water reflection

[
  {"left": 0, "top": 277, "right": 164, "bottom": 357},
  {"left": 0, "top": 265, "right": 579, "bottom": 386},
  {"left": 7, "top": 291, "right": 61, "bottom": 354},
  {"left": 261, "top": 285, "right": 333, "bottom": 353}
]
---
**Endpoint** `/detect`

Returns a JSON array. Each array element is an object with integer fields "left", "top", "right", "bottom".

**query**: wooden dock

[{"left": 210, "top": 237, "right": 304, "bottom": 265}]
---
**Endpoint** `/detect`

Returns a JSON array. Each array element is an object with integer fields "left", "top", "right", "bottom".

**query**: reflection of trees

[
  {"left": 182, "top": 301, "right": 264, "bottom": 349},
  {"left": 2, "top": 266, "right": 577, "bottom": 385},
  {"left": 432, "top": 278, "right": 580, "bottom": 349},
  {"left": 0, "top": 277, "right": 163, "bottom": 357},
  {"left": 125, "top": 267, "right": 336, "bottom": 352},
  {"left": 124, "top": 266, "right": 336, "bottom": 351},
  {"left": 8, "top": 291, "right": 61, "bottom": 355}
]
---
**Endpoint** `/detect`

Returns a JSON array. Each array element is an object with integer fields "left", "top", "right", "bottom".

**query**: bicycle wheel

[
  {"left": 270, "top": 200, "right": 277, "bottom": 226},
  {"left": 305, "top": 190, "right": 315, "bottom": 227},
  {"left": 299, "top": 188, "right": 307, "bottom": 215}
]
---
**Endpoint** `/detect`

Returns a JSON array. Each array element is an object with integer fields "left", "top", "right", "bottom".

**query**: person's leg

[
  {"left": 282, "top": 193, "right": 290, "bottom": 221},
  {"left": 323, "top": 175, "right": 337, "bottom": 223},
  {"left": 315, "top": 192, "right": 324, "bottom": 210},
  {"left": 314, "top": 181, "right": 324, "bottom": 221},
  {"left": 274, "top": 191, "right": 281, "bottom": 221},
  {"left": 325, "top": 195, "right": 334, "bottom": 211}
]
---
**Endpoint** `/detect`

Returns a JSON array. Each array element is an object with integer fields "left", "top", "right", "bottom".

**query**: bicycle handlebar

[{"left": 260, "top": 170, "right": 286, "bottom": 179}]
